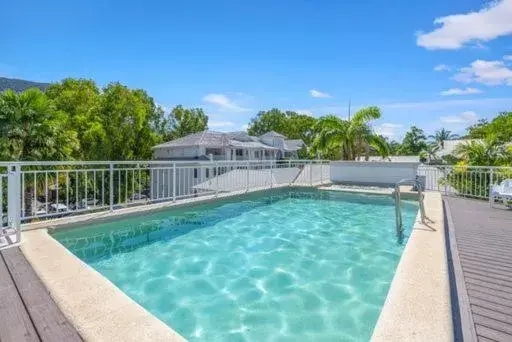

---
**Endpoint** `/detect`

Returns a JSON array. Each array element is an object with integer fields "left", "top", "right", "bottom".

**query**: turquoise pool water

[{"left": 52, "top": 188, "right": 418, "bottom": 341}]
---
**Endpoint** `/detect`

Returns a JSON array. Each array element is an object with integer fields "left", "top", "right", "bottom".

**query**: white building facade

[
  {"left": 152, "top": 131, "right": 304, "bottom": 161},
  {"left": 150, "top": 130, "right": 305, "bottom": 199}
]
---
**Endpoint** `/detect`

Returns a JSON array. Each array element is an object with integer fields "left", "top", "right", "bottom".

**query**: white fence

[
  {"left": 417, "top": 165, "right": 512, "bottom": 199},
  {"left": 2, "top": 160, "right": 511, "bottom": 248},
  {"left": 0, "top": 160, "right": 330, "bottom": 233}
]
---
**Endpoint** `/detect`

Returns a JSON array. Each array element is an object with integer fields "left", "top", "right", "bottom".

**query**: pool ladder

[{"left": 394, "top": 178, "right": 426, "bottom": 242}]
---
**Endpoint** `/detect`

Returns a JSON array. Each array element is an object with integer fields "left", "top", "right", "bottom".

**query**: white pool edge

[
  {"left": 19, "top": 186, "right": 452, "bottom": 341},
  {"left": 371, "top": 191, "right": 453, "bottom": 341},
  {"left": 21, "top": 229, "right": 185, "bottom": 342}
]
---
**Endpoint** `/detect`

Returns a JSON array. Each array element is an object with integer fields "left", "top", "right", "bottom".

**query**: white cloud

[
  {"left": 434, "top": 64, "right": 451, "bottom": 71},
  {"left": 208, "top": 121, "right": 235, "bottom": 128},
  {"left": 440, "top": 87, "right": 482, "bottom": 96},
  {"left": 202, "top": 93, "right": 250, "bottom": 112},
  {"left": 440, "top": 111, "right": 478, "bottom": 124},
  {"left": 374, "top": 123, "right": 403, "bottom": 138},
  {"left": 453, "top": 59, "right": 512, "bottom": 86},
  {"left": 309, "top": 89, "right": 332, "bottom": 98},
  {"left": 416, "top": 0, "right": 512, "bottom": 50},
  {"left": 504, "top": 55, "right": 512, "bottom": 61},
  {"left": 241, "top": 124, "right": 249, "bottom": 131}
]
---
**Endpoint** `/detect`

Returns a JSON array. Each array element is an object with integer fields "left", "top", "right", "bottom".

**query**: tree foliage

[
  {"left": 0, "top": 89, "right": 79, "bottom": 161},
  {"left": 0, "top": 78, "right": 211, "bottom": 161},
  {"left": 312, "top": 106, "right": 389, "bottom": 160},
  {"left": 166, "top": 105, "right": 208, "bottom": 141},
  {"left": 429, "top": 128, "right": 458, "bottom": 148},
  {"left": 247, "top": 109, "right": 318, "bottom": 146},
  {"left": 466, "top": 112, "right": 512, "bottom": 144},
  {"left": 398, "top": 126, "right": 427, "bottom": 155}
]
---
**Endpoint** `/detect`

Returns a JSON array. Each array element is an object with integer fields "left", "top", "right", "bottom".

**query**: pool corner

[{"left": 20, "top": 228, "right": 185, "bottom": 342}]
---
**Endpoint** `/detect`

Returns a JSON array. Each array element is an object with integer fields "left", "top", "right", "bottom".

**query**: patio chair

[{"left": 490, "top": 179, "right": 512, "bottom": 209}]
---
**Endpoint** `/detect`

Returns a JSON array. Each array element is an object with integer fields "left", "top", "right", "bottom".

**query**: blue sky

[{"left": 2, "top": 0, "right": 512, "bottom": 140}]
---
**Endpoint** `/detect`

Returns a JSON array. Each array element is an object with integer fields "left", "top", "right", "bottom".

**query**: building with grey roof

[{"left": 152, "top": 130, "right": 304, "bottom": 161}]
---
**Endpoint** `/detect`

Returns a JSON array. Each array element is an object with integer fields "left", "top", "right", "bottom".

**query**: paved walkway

[
  {"left": 444, "top": 197, "right": 512, "bottom": 342},
  {"left": 0, "top": 247, "right": 82, "bottom": 342}
]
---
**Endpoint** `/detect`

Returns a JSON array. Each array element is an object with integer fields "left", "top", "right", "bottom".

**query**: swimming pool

[{"left": 52, "top": 188, "right": 418, "bottom": 341}]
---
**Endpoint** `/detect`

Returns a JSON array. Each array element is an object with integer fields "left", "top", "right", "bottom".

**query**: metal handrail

[{"left": 394, "top": 177, "right": 426, "bottom": 242}]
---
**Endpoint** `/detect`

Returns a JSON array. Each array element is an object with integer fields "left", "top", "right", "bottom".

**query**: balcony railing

[
  {"left": 418, "top": 165, "right": 512, "bottom": 200},
  {"left": 0, "top": 160, "right": 330, "bottom": 241}
]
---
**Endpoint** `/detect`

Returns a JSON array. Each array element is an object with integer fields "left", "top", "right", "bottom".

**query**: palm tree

[
  {"left": 453, "top": 140, "right": 510, "bottom": 166},
  {"left": 312, "top": 106, "right": 389, "bottom": 160},
  {"left": 0, "top": 88, "right": 79, "bottom": 161},
  {"left": 429, "top": 128, "right": 459, "bottom": 148},
  {"left": 0, "top": 89, "right": 79, "bottom": 216},
  {"left": 420, "top": 143, "right": 440, "bottom": 163}
]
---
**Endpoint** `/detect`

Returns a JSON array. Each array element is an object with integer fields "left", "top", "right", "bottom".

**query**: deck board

[
  {"left": 0, "top": 252, "right": 40, "bottom": 342},
  {"left": 445, "top": 196, "right": 512, "bottom": 342},
  {"left": 0, "top": 248, "right": 82, "bottom": 342}
]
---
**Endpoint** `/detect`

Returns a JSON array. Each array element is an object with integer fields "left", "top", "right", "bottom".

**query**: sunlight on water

[{"left": 53, "top": 189, "right": 417, "bottom": 342}]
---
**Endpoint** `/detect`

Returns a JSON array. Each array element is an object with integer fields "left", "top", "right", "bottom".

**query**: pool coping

[
  {"left": 20, "top": 228, "right": 186, "bottom": 342},
  {"left": 371, "top": 191, "right": 453, "bottom": 341},
  {"left": 18, "top": 185, "right": 451, "bottom": 341}
]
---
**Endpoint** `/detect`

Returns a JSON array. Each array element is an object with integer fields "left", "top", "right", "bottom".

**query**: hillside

[{"left": 0, "top": 77, "right": 50, "bottom": 92}]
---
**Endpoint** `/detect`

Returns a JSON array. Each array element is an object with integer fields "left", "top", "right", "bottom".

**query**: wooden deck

[
  {"left": 444, "top": 197, "right": 512, "bottom": 342},
  {"left": 0, "top": 247, "right": 82, "bottom": 342}
]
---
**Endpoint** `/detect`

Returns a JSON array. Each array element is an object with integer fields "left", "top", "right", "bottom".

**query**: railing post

[
  {"left": 443, "top": 167, "right": 448, "bottom": 195},
  {"left": 489, "top": 168, "right": 494, "bottom": 206},
  {"left": 270, "top": 161, "right": 273, "bottom": 188},
  {"left": 320, "top": 162, "right": 323, "bottom": 184},
  {"left": 7, "top": 164, "right": 21, "bottom": 242},
  {"left": 109, "top": 163, "right": 114, "bottom": 212},
  {"left": 309, "top": 160, "right": 313, "bottom": 186},
  {"left": 215, "top": 163, "right": 219, "bottom": 197},
  {"left": 172, "top": 162, "right": 176, "bottom": 202},
  {"left": 246, "top": 161, "right": 250, "bottom": 192}
]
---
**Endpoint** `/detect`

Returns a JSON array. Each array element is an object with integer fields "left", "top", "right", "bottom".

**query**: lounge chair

[{"left": 491, "top": 179, "right": 512, "bottom": 209}]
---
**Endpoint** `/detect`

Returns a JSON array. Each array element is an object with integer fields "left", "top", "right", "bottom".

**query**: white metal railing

[
  {"left": 394, "top": 178, "right": 427, "bottom": 243},
  {"left": 417, "top": 165, "right": 512, "bottom": 200},
  {"left": 0, "top": 160, "right": 331, "bottom": 238}
]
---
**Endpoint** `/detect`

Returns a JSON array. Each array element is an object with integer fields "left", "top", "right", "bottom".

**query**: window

[
  {"left": 236, "top": 149, "right": 244, "bottom": 156},
  {"left": 206, "top": 169, "right": 209, "bottom": 178},
  {"left": 194, "top": 168, "right": 198, "bottom": 178}
]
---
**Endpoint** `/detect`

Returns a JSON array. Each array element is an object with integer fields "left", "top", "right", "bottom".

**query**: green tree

[
  {"left": 0, "top": 88, "right": 79, "bottom": 161},
  {"left": 247, "top": 109, "right": 288, "bottom": 136},
  {"left": 165, "top": 105, "right": 208, "bottom": 141},
  {"left": 420, "top": 143, "right": 441, "bottom": 163},
  {"left": 284, "top": 113, "right": 318, "bottom": 146},
  {"left": 429, "top": 128, "right": 458, "bottom": 148},
  {"left": 247, "top": 109, "right": 318, "bottom": 145},
  {"left": 312, "top": 106, "right": 389, "bottom": 160},
  {"left": 398, "top": 126, "right": 427, "bottom": 155},
  {"left": 453, "top": 140, "right": 511, "bottom": 166},
  {"left": 46, "top": 78, "right": 104, "bottom": 160},
  {"left": 466, "top": 112, "right": 512, "bottom": 143},
  {"left": 386, "top": 139, "right": 402, "bottom": 155},
  {"left": 97, "top": 83, "right": 164, "bottom": 160}
]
